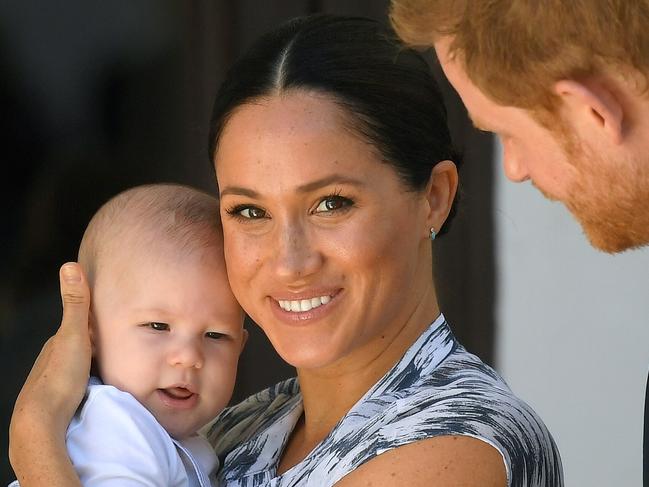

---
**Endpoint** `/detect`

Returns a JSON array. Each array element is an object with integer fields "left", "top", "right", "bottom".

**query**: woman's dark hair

[{"left": 209, "top": 14, "right": 460, "bottom": 235}]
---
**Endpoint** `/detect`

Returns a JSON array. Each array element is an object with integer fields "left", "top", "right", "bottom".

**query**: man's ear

[
  {"left": 554, "top": 79, "right": 624, "bottom": 144},
  {"left": 424, "top": 160, "right": 458, "bottom": 237}
]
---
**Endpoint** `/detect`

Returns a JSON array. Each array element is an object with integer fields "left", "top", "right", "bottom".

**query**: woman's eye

[
  {"left": 228, "top": 205, "right": 267, "bottom": 219},
  {"left": 314, "top": 195, "right": 353, "bottom": 213},
  {"left": 148, "top": 322, "right": 169, "bottom": 331},
  {"left": 205, "top": 331, "right": 226, "bottom": 340}
]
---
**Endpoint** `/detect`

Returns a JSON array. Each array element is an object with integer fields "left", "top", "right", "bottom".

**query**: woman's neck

[{"left": 277, "top": 294, "right": 441, "bottom": 474}]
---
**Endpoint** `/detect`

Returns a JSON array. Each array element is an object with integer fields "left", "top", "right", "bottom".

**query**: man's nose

[{"left": 501, "top": 138, "right": 530, "bottom": 183}]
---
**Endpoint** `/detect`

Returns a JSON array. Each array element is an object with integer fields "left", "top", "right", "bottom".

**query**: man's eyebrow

[{"left": 220, "top": 175, "right": 365, "bottom": 198}]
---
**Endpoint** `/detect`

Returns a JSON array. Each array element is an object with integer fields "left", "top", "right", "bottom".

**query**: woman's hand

[{"left": 8, "top": 263, "right": 91, "bottom": 487}]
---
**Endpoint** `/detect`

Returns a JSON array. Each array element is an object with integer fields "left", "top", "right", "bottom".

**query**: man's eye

[
  {"left": 205, "top": 331, "right": 226, "bottom": 340},
  {"left": 314, "top": 195, "right": 354, "bottom": 213},
  {"left": 148, "top": 322, "right": 169, "bottom": 331}
]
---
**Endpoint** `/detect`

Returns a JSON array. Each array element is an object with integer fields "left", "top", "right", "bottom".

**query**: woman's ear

[
  {"left": 554, "top": 79, "right": 624, "bottom": 144},
  {"left": 240, "top": 328, "right": 249, "bottom": 354},
  {"left": 424, "top": 160, "right": 459, "bottom": 236}
]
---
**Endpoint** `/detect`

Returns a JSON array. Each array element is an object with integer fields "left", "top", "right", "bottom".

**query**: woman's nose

[
  {"left": 167, "top": 339, "right": 204, "bottom": 369},
  {"left": 272, "top": 220, "right": 322, "bottom": 282}
]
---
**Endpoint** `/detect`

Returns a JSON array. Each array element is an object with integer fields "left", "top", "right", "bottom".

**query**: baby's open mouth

[
  {"left": 160, "top": 387, "right": 194, "bottom": 400},
  {"left": 157, "top": 387, "right": 198, "bottom": 409}
]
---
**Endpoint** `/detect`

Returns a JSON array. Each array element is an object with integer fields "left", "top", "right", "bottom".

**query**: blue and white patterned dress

[{"left": 207, "top": 315, "right": 563, "bottom": 486}]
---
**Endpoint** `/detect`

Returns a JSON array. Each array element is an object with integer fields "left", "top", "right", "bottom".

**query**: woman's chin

[{"left": 272, "top": 338, "right": 349, "bottom": 371}]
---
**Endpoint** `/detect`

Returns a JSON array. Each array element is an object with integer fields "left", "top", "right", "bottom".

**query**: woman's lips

[
  {"left": 156, "top": 387, "right": 198, "bottom": 410},
  {"left": 270, "top": 290, "right": 341, "bottom": 322}
]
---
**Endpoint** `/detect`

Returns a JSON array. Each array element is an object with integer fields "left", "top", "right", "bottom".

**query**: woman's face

[{"left": 215, "top": 92, "right": 439, "bottom": 370}]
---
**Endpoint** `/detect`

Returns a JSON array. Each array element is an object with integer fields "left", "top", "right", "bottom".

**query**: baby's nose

[{"left": 168, "top": 340, "right": 204, "bottom": 369}]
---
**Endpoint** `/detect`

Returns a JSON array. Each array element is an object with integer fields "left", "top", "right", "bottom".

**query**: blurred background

[{"left": 1, "top": 2, "right": 647, "bottom": 486}]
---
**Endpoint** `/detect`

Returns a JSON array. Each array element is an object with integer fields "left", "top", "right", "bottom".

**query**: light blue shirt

[{"left": 10, "top": 378, "right": 217, "bottom": 487}]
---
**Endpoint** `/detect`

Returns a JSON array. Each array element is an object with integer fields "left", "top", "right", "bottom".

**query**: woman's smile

[
  {"left": 277, "top": 295, "right": 331, "bottom": 313},
  {"left": 269, "top": 289, "right": 341, "bottom": 323}
]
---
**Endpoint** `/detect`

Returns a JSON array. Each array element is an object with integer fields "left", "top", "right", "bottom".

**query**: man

[{"left": 389, "top": 0, "right": 649, "bottom": 485}]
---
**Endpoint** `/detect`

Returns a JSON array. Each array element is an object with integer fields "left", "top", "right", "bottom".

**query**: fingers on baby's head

[{"left": 78, "top": 183, "right": 223, "bottom": 285}]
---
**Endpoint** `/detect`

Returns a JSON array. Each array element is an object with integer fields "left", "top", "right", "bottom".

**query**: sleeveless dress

[{"left": 207, "top": 314, "right": 563, "bottom": 486}]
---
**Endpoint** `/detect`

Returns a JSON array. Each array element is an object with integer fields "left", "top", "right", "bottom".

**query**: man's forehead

[
  {"left": 432, "top": 38, "right": 501, "bottom": 133},
  {"left": 433, "top": 35, "right": 454, "bottom": 63}
]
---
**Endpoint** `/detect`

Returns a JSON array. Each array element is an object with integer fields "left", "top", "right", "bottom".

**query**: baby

[{"left": 11, "top": 184, "right": 246, "bottom": 486}]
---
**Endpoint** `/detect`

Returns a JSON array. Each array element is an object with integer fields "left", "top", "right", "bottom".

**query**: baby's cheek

[
  {"left": 94, "top": 338, "right": 146, "bottom": 394},
  {"left": 206, "top": 356, "right": 239, "bottom": 405}
]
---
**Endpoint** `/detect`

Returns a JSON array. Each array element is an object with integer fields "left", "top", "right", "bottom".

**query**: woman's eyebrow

[
  {"left": 296, "top": 175, "right": 365, "bottom": 193},
  {"left": 220, "top": 175, "right": 365, "bottom": 198},
  {"left": 219, "top": 186, "right": 259, "bottom": 198}
]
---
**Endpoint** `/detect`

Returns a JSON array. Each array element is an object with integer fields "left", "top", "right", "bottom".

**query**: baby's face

[{"left": 90, "top": 242, "right": 245, "bottom": 439}]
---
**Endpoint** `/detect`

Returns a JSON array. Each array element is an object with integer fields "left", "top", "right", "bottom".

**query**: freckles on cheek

[
  {"left": 223, "top": 234, "right": 265, "bottom": 296},
  {"left": 231, "top": 239, "right": 263, "bottom": 270},
  {"left": 336, "top": 225, "right": 396, "bottom": 265}
]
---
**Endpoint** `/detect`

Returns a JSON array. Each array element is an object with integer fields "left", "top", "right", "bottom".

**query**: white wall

[{"left": 493, "top": 142, "right": 649, "bottom": 487}]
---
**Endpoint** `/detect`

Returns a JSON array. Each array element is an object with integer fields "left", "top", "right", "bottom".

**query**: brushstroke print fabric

[{"left": 207, "top": 315, "right": 563, "bottom": 486}]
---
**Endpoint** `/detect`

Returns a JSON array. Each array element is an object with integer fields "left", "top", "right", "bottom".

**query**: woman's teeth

[{"left": 278, "top": 295, "right": 331, "bottom": 312}]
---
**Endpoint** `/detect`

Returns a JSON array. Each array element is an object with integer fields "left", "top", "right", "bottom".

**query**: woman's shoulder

[
  {"left": 205, "top": 377, "right": 300, "bottom": 458},
  {"left": 370, "top": 345, "right": 563, "bottom": 486},
  {"left": 310, "top": 342, "right": 562, "bottom": 487}
]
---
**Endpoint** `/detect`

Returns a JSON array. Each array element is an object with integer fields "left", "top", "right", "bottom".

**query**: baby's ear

[
  {"left": 88, "top": 311, "right": 102, "bottom": 378},
  {"left": 88, "top": 310, "right": 97, "bottom": 356}
]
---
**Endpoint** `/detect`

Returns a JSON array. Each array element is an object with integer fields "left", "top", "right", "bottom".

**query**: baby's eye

[
  {"left": 148, "top": 322, "right": 169, "bottom": 331},
  {"left": 205, "top": 331, "right": 226, "bottom": 340},
  {"left": 227, "top": 205, "right": 267, "bottom": 219},
  {"left": 314, "top": 195, "right": 354, "bottom": 213}
]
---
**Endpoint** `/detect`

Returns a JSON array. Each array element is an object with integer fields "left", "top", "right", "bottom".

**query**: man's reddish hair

[{"left": 390, "top": 0, "right": 649, "bottom": 112}]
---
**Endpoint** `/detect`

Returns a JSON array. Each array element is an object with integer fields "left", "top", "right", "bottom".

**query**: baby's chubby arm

[{"left": 9, "top": 263, "right": 91, "bottom": 487}]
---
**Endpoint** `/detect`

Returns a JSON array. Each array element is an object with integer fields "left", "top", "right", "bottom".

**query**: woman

[{"left": 9, "top": 15, "right": 562, "bottom": 487}]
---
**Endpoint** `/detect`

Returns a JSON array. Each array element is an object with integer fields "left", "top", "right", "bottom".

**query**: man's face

[
  {"left": 435, "top": 36, "right": 649, "bottom": 252},
  {"left": 91, "top": 239, "right": 246, "bottom": 439}
]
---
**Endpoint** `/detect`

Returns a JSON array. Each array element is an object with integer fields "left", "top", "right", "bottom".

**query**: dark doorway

[{"left": 1, "top": 2, "right": 493, "bottom": 482}]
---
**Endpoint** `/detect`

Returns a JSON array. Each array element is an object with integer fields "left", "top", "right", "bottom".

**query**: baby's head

[{"left": 78, "top": 184, "right": 246, "bottom": 440}]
